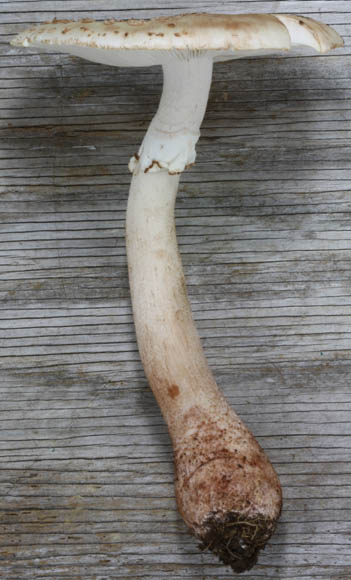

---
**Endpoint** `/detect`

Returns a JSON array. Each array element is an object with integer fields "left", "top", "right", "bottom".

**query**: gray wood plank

[{"left": 1, "top": 1, "right": 351, "bottom": 578}]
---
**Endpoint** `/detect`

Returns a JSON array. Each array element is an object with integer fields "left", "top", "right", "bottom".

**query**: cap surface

[
  {"left": 11, "top": 14, "right": 290, "bottom": 51},
  {"left": 11, "top": 13, "right": 343, "bottom": 67}
]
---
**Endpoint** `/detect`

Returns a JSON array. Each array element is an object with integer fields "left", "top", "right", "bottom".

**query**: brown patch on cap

[
  {"left": 128, "top": 18, "right": 146, "bottom": 26},
  {"left": 52, "top": 18, "right": 71, "bottom": 24}
]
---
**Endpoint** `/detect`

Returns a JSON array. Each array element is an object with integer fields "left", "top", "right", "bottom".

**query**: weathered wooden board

[{"left": 1, "top": 1, "right": 351, "bottom": 579}]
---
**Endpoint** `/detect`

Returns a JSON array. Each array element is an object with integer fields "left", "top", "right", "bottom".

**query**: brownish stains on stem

[
  {"left": 173, "top": 405, "right": 282, "bottom": 570},
  {"left": 144, "top": 159, "right": 162, "bottom": 173},
  {"left": 167, "top": 384, "right": 180, "bottom": 399}
]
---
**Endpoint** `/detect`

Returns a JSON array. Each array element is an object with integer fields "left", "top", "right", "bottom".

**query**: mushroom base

[
  {"left": 198, "top": 511, "right": 277, "bottom": 573},
  {"left": 173, "top": 404, "right": 282, "bottom": 571}
]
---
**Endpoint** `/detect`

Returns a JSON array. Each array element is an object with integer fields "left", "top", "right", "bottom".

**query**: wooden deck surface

[{"left": 1, "top": 1, "right": 351, "bottom": 578}]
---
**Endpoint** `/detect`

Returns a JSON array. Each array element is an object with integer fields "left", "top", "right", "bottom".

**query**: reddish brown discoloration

[
  {"left": 171, "top": 404, "right": 282, "bottom": 571},
  {"left": 167, "top": 384, "right": 180, "bottom": 400},
  {"left": 144, "top": 160, "right": 162, "bottom": 173},
  {"left": 173, "top": 405, "right": 282, "bottom": 535}
]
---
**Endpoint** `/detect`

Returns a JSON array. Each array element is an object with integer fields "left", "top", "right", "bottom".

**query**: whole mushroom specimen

[{"left": 12, "top": 13, "right": 343, "bottom": 573}]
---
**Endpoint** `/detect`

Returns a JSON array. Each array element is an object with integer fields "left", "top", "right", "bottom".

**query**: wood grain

[{"left": 1, "top": 1, "right": 351, "bottom": 578}]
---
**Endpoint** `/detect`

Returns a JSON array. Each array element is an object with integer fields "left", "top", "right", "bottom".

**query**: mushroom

[{"left": 11, "top": 13, "right": 343, "bottom": 573}]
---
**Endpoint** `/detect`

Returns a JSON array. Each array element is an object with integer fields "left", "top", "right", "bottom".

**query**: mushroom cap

[{"left": 11, "top": 13, "right": 343, "bottom": 67}]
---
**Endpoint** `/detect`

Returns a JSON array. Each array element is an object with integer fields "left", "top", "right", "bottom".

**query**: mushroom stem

[
  {"left": 126, "top": 168, "right": 282, "bottom": 573},
  {"left": 129, "top": 57, "right": 213, "bottom": 174},
  {"left": 126, "top": 169, "right": 220, "bottom": 428}
]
